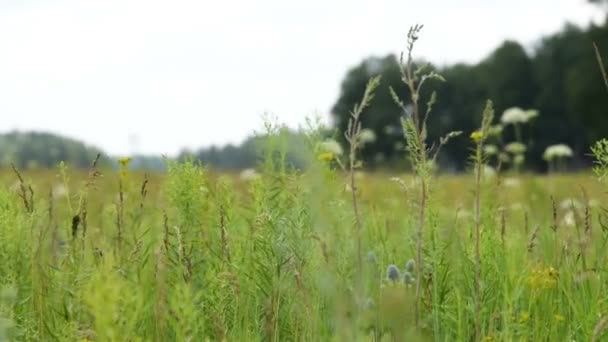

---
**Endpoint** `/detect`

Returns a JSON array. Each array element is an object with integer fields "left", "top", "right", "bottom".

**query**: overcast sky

[{"left": 0, "top": 0, "right": 603, "bottom": 156}]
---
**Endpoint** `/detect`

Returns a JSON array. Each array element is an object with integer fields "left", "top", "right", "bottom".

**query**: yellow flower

[
  {"left": 118, "top": 157, "right": 132, "bottom": 179},
  {"left": 519, "top": 311, "right": 530, "bottom": 323},
  {"left": 482, "top": 336, "right": 496, "bottom": 342},
  {"left": 547, "top": 266, "right": 558, "bottom": 279},
  {"left": 554, "top": 314, "right": 565, "bottom": 322},
  {"left": 470, "top": 130, "right": 484, "bottom": 143},
  {"left": 317, "top": 152, "right": 335, "bottom": 161},
  {"left": 118, "top": 157, "right": 132, "bottom": 168},
  {"left": 528, "top": 265, "right": 558, "bottom": 290}
]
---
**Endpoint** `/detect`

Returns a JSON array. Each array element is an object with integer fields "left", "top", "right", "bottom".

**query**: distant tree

[
  {"left": 330, "top": 19, "right": 608, "bottom": 171},
  {"left": 0, "top": 131, "right": 106, "bottom": 169}
]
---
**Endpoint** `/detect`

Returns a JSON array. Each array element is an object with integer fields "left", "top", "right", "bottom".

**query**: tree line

[{"left": 331, "top": 19, "right": 608, "bottom": 171}]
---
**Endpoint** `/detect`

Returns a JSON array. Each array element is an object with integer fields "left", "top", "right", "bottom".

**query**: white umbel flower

[
  {"left": 240, "top": 168, "right": 260, "bottom": 181},
  {"left": 359, "top": 129, "right": 376, "bottom": 144},
  {"left": 505, "top": 142, "right": 527, "bottom": 154},
  {"left": 483, "top": 144, "right": 498, "bottom": 156},
  {"left": 524, "top": 109, "right": 539, "bottom": 121},
  {"left": 501, "top": 107, "right": 528, "bottom": 124},
  {"left": 320, "top": 139, "right": 343, "bottom": 156},
  {"left": 543, "top": 144, "right": 573, "bottom": 161}
]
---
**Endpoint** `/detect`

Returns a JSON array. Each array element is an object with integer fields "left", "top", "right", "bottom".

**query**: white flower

[
  {"left": 524, "top": 109, "right": 539, "bottom": 121},
  {"left": 483, "top": 145, "right": 498, "bottom": 155},
  {"left": 503, "top": 177, "right": 521, "bottom": 188},
  {"left": 505, "top": 142, "right": 527, "bottom": 154},
  {"left": 475, "top": 164, "right": 496, "bottom": 181},
  {"left": 489, "top": 125, "right": 503, "bottom": 137},
  {"left": 9, "top": 181, "right": 20, "bottom": 193},
  {"left": 559, "top": 198, "right": 582, "bottom": 210},
  {"left": 501, "top": 107, "right": 528, "bottom": 124},
  {"left": 320, "top": 139, "right": 343, "bottom": 156},
  {"left": 562, "top": 211, "right": 576, "bottom": 227},
  {"left": 384, "top": 125, "right": 400, "bottom": 135},
  {"left": 543, "top": 144, "right": 573, "bottom": 161},
  {"left": 239, "top": 168, "right": 260, "bottom": 181},
  {"left": 359, "top": 129, "right": 376, "bottom": 144},
  {"left": 456, "top": 209, "right": 472, "bottom": 219},
  {"left": 52, "top": 184, "right": 67, "bottom": 199},
  {"left": 499, "top": 152, "right": 511, "bottom": 163},
  {"left": 513, "top": 154, "right": 525, "bottom": 165}
]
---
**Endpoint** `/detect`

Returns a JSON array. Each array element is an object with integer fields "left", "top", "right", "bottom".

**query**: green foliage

[
  {"left": 332, "top": 20, "right": 608, "bottom": 171},
  {"left": 3, "top": 17, "right": 608, "bottom": 342},
  {"left": 0, "top": 131, "right": 105, "bottom": 169},
  {"left": 591, "top": 138, "right": 608, "bottom": 181}
]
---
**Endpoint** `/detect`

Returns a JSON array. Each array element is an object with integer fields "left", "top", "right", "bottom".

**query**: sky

[{"left": 0, "top": 0, "right": 604, "bottom": 156}]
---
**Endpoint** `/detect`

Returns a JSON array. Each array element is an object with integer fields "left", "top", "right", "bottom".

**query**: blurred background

[{"left": 1, "top": 0, "right": 607, "bottom": 172}]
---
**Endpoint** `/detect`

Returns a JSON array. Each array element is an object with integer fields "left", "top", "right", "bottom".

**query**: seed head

[
  {"left": 403, "top": 271, "right": 414, "bottom": 285},
  {"left": 366, "top": 251, "right": 377, "bottom": 264},
  {"left": 386, "top": 264, "right": 401, "bottom": 282},
  {"left": 405, "top": 259, "right": 415, "bottom": 273}
]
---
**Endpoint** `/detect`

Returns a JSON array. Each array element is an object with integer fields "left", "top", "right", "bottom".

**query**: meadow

[{"left": 2, "top": 27, "right": 608, "bottom": 342}]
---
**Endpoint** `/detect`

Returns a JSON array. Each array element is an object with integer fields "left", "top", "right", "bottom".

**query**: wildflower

[
  {"left": 482, "top": 336, "right": 496, "bottom": 342},
  {"left": 501, "top": 107, "right": 528, "bottom": 124},
  {"left": 403, "top": 271, "right": 414, "bottom": 285},
  {"left": 513, "top": 154, "right": 525, "bottom": 165},
  {"left": 528, "top": 265, "right": 559, "bottom": 290},
  {"left": 554, "top": 314, "right": 565, "bottom": 323},
  {"left": 562, "top": 211, "right": 575, "bottom": 227},
  {"left": 503, "top": 177, "right": 521, "bottom": 188},
  {"left": 483, "top": 144, "right": 498, "bottom": 156},
  {"left": 590, "top": 199, "right": 600, "bottom": 208},
  {"left": 320, "top": 139, "right": 343, "bottom": 156},
  {"left": 519, "top": 311, "right": 530, "bottom": 323},
  {"left": 543, "top": 144, "right": 573, "bottom": 161},
  {"left": 505, "top": 142, "right": 527, "bottom": 154},
  {"left": 52, "top": 184, "right": 67, "bottom": 199},
  {"left": 488, "top": 124, "right": 503, "bottom": 137},
  {"left": 470, "top": 130, "right": 484, "bottom": 143},
  {"left": 317, "top": 152, "right": 335, "bottom": 162},
  {"left": 359, "top": 128, "right": 376, "bottom": 144},
  {"left": 386, "top": 264, "right": 401, "bottom": 282},
  {"left": 118, "top": 157, "right": 132, "bottom": 178},
  {"left": 524, "top": 109, "right": 539, "bottom": 121},
  {"left": 405, "top": 259, "right": 415, "bottom": 273},
  {"left": 367, "top": 251, "right": 377, "bottom": 264},
  {"left": 559, "top": 198, "right": 582, "bottom": 210},
  {"left": 384, "top": 125, "right": 401, "bottom": 136},
  {"left": 239, "top": 168, "right": 260, "bottom": 181},
  {"left": 117, "top": 157, "right": 132, "bottom": 168},
  {"left": 499, "top": 152, "right": 511, "bottom": 163},
  {"left": 456, "top": 209, "right": 472, "bottom": 219},
  {"left": 477, "top": 164, "right": 496, "bottom": 181}
]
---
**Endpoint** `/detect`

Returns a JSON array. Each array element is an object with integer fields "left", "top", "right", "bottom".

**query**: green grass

[
  {"left": 2, "top": 24, "right": 608, "bottom": 342},
  {"left": 0, "top": 157, "right": 606, "bottom": 341}
]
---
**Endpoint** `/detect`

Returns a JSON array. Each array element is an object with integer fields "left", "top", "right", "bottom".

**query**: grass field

[
  {"left": 2, "top": 25, "right": 608, "bottom": 342},
  {"left": 0, "top": 157, "right": 607, "bottom": 341}
]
